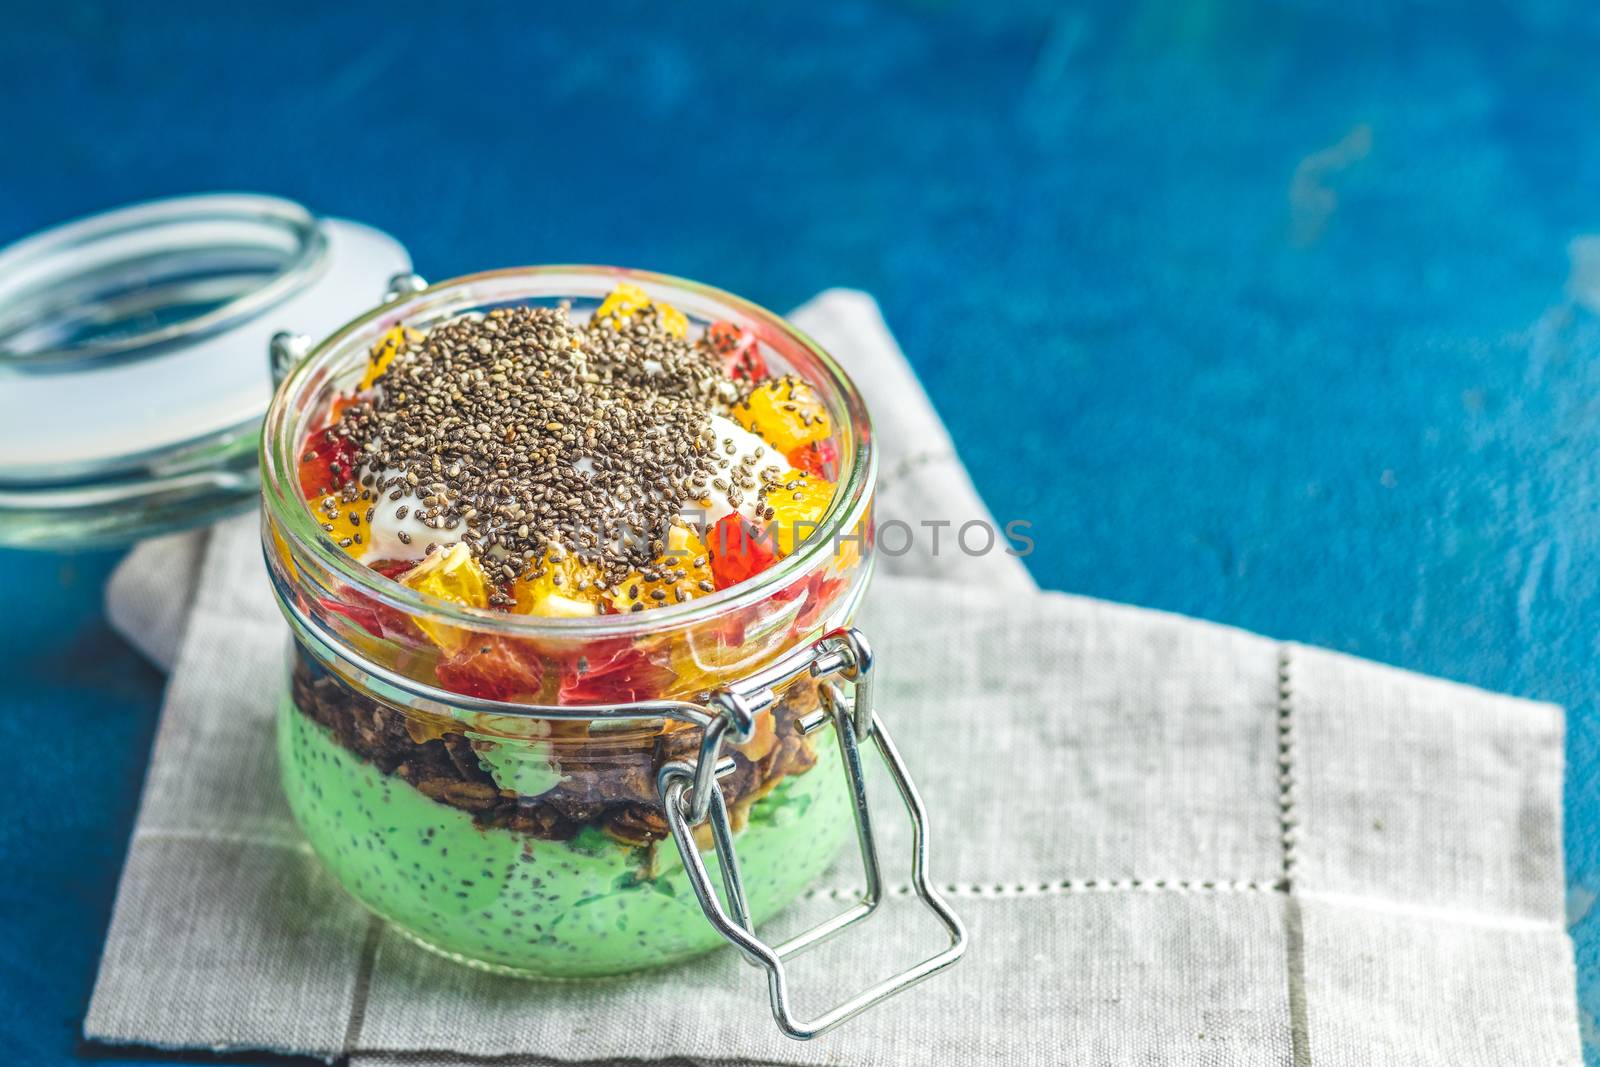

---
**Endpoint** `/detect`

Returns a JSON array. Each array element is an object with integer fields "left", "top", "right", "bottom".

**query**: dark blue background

[{"left": 4, "top": 0, "right": 1599, "bottom": 1061}]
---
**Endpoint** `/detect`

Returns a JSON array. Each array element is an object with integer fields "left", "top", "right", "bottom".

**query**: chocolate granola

[{"left": 290, "top": 644, "right": 821, "bottom": 845}]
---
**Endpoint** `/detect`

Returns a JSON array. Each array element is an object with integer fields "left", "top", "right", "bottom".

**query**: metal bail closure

[{"left": 656, "top": 627, "right": 967, "bottom": 1040}]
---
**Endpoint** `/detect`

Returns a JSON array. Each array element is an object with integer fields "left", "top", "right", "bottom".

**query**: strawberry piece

[
  {"left": 706, "top": 514, "right": 778, "bottom": 589},
  {"left": 297, "top": 425, "right": 360, "bottom": 499},
  {"left": 706, "top": 320, "right": 768, "bottom": 382},
  {"left": 557, "top": 638, "right": 675, "bottom": 705},
  {"left": 437, "top": 637, "right": 546, "bottom": 702},
  {"left": 786, "top": 439, "right": 838, "bottom": 480}
]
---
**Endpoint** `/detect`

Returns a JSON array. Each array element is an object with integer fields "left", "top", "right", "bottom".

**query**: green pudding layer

[{"left": 278, "top": 696, "right": 851, "bottom": 976}]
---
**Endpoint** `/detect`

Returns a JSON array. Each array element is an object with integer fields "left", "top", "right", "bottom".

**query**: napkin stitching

[
  {"left": 1277, "top": 644, "right": 1313, "bottom": 1067},
  {"left": 802, "top": 878, "right": 1285, "bottom": 900},
  {"left": 130, "top": 825, "right": 1563, "bottom": 928},
  {"left": 343, "top": 915, "right": 384, "bottom": 1056},
  {"left": 1278, "top": 645, "right": 1301, "bottom": 879},
  {"left": 134, "top": 825, "right": 1298, "bottom": 899}
]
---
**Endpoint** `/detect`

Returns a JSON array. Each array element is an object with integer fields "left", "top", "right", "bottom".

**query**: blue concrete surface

[{"left": 3, "top": 0, "right": 1599, "bottom": 1060}]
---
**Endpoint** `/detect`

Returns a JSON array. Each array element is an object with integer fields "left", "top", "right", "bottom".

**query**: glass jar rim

[{"left": 261, "top": 265, "right": 877, "bottom": 638}]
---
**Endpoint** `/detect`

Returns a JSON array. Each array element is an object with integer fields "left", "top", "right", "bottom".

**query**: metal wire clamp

[{"left": 657, "top": 626, "right": 967, "bottom": 1040}]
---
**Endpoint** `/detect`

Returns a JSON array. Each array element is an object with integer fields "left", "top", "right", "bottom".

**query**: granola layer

[{"left": 290, "top": 645, "right": 821, "bottom": 845}]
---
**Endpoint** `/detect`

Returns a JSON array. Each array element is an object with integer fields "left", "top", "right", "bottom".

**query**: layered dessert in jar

[{"left": 262, "top": 273, "right": 874, "bottom": 976}]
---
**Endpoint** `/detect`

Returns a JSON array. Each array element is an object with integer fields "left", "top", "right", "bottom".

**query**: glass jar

[{"left": 260, "top": 267, "right": 965, "bottom": 1038}]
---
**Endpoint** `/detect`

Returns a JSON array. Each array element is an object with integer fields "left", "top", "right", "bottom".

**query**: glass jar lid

[{"left": 0, "top": 192, "right": 410, "bottom": 548}]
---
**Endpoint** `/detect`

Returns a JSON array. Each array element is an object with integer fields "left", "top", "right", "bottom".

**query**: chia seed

[{"left": 320, "top": 305, "right": 741, "bottom": 584}]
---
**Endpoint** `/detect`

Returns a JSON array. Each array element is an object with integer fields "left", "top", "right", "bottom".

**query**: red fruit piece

[
  {"left": 786, "top": 439, "right": 839, "bottom": 479},
  {"left": 706, "top": 513, "right": 779, "bottom": 589},
  {"left": 313, "top": 591, "right": 379, "bottom": 637},
  {"left": 795, "top": 574, "right": 848, "bottom": 630},
  {"left": 365, "top": 559, "right": 422, "bottom": 637},
  {"left": 706, "top": 320, "right": 769, "bottom": 383},
  {"left": 557, "top": 638, "right": 675, "bottom": 705},
  {"left": 370, "top": 559, "right": 415, "bottom": 581},
  {"left": 717, "top": 609, "right": 749, "bottom": 648},
  {"left": 437, "top": 637, "right": 546, "bottom": 702},
  {"left": 297, "top": 425, "right": 360, "bottom": 499},
  {"left": 770, "top": 570, "right": 850, "bottom": 629},
  {"left": 773, "top": 569, "right": 809, "bottom": 604},
  {"left": 315, "top": 558, "right": 418, "bottom": 641}
]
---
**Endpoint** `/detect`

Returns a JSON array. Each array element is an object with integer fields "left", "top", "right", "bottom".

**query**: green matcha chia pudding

[
  {"left": 260, "top": 268, "right": 883, "bottom": 981},
  {"left": 279, "top": 653, "right": 852, "bottom": 976}
]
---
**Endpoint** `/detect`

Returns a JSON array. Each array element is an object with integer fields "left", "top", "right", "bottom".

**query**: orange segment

[
  {"left": 269, "top": 517, "right": 299, "bottom": 581},
  {"left": 509, "top": 552, "right": 607, "bottom": 618},
  {"left": 310, "top": 496, "right": 368, "bottom": 558},
  {"left": 733, "top": 376, "right": 831, "bottom": 453},
  {"left": 360, "top": 325, "right": 420, "bottom": 390},
  {"left": 762, "top": 470, "right": 836, "bottom": 557},
  {"left": 594, "top": 283, "right": 688, "bottom": 338},
  {"left": 607, "top": 525, "right": 715, "bottom": 612},
  {"left": 399, "top": 543, "right": 489, "bottom": 652},
  {"left": 655, "top": 302, "right": 688, "bottom": 338}
]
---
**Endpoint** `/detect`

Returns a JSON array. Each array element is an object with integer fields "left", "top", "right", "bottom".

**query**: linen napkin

[{"left": 88, "top": 292, "right": 1580, "bottom": 1065}]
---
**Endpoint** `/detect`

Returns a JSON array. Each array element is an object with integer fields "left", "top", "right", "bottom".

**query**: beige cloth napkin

[{"left": 89, "top": 292, "right": 1579, "bottom": 1065}]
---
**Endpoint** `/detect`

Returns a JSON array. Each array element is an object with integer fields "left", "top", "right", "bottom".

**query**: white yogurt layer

[
  {"left": 685, "top": 414, "right": 778, "bottom": 525},
  {"left": 359, "top": 469, "right": 458, "bottom": 563}
]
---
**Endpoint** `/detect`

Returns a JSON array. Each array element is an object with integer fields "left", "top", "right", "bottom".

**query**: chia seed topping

[{"left": 316, "top": 304, "right": 780, "bottom": 589}]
